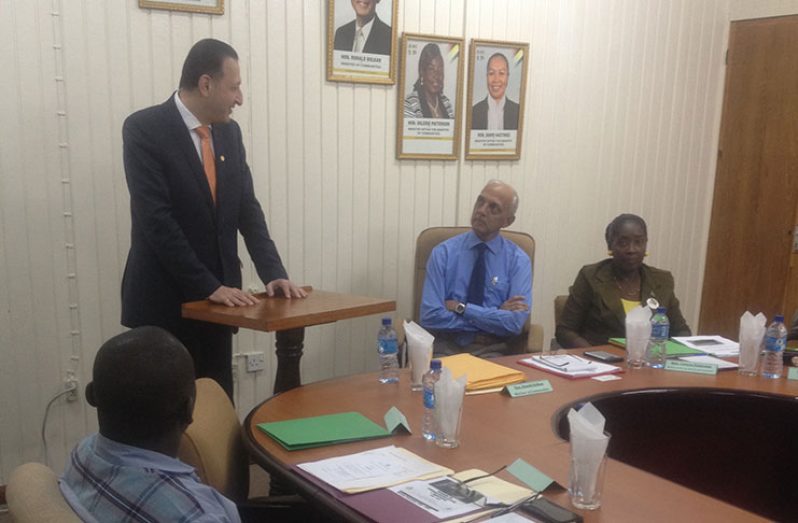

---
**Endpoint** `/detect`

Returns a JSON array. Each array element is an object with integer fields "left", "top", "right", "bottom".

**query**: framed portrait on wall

[
  {"left": 465, "top": 39, "right": 529, "bottom": 160},
  {"left": 139, "top": 0, "right": 223, "bottom": 15},
  {"left": 396, "top": 33, "right": 464, "bottom": 160},
  {"left": 327, "top": 0, "right": 398, "bottom": 84}
]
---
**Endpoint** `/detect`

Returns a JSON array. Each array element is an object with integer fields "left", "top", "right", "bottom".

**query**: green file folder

[
  {"left": 608, "top": 338, "right": 704, "bottom": 357},
  {"left": 258, "top": 409, "right": 409, "bottom": 450}
]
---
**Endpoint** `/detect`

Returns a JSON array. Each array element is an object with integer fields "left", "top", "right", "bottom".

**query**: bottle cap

[
  {"left": 382, "top": 317, "right": 392, "bottom": 326},
  {"left": 774, "top": 314, "right": 784, "bottom": 323},
  {"left": 430, "top": 359, "right": 442, "bottom": 370},
  {"left": 656, "top": 307, "right": 666, "bottom": 314}
]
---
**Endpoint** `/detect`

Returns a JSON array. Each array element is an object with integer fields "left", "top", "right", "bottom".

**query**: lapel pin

[{"left": 220, "top": 155, "right": 225, "bottom": 162}]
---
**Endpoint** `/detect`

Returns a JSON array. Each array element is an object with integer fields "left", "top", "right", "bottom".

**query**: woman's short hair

[{"left": 605, "top": 214, "right": 647, "bottom": 248}]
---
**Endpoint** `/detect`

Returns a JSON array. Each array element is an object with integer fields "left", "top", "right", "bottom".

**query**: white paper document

[
  {"left": 673, "top": 335, "right": 739, "bottom": 356},
  {"left": 522, "top": 354, "right": 621, "bottom": 378},
  {"left": 390, "top": 477, "right": 487, "bottom": 518},
  {"left": 678, "top": 354, "right": 739, "bottom": 370},
  {"left": 297, "top": 445, "right": 451, "bottom": 493},
  {"left": 488, "top": 514, "right": 535, "bottom": 522}
]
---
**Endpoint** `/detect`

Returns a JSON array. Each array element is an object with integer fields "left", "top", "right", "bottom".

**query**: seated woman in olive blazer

[{"left": 556, "top": 214, "right": 691, "bottom": 348}]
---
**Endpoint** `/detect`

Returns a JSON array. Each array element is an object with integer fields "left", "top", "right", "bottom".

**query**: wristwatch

[{"left": 454, "top": 302, "right": 466, "bottom": 315}]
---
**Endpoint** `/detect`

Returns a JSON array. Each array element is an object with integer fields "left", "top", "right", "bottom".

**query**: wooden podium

[{"left": 182, "top": 288, "right": 395, "bottom": 393}]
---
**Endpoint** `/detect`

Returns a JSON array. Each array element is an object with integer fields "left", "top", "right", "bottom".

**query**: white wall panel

[
  {"left": 731, "top": 0, "right": 798, "bottom": 20},
  {"left": 1, "top": 0, "right": 775, "bottom": 481}
]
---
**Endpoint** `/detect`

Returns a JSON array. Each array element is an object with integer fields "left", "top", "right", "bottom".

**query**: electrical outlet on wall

[
  {"left": 246, "top": 352, "right": 266, "bottom": 373},
  {"left": 64, "top": 371, "right": 79, "bottom": 402}
]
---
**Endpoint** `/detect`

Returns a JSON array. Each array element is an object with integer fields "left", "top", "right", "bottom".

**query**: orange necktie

[{"left": 195, "top": 125, "right": 217, "bottom": 203}]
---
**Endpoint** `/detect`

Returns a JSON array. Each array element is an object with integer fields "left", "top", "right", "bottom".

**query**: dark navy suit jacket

[
  {"left": 333, "top": 15, "right": 392, "bottom": 55},
  {"left": 121, "top": 96, "right": 287, "bottom": 331}
]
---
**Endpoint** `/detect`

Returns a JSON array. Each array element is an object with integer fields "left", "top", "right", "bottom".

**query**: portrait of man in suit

[
  {"left": 471, "top": 52, "right": 520, "bottom": 131},
  {"left": 333, "top": 0, "right": 393, "bottom": 56}
]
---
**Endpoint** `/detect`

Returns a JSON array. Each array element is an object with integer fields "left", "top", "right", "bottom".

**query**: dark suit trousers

[{"left": 171, "top": 319, "right": 234, "bottom": 400}]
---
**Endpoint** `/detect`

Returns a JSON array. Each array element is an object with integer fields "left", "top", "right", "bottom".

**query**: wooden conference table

[
  {"left": 182, "top": 288, "right": 395, "bottom": 393},
  {"left": 244, "top": 347, "right": 798, "bottom": 522}
]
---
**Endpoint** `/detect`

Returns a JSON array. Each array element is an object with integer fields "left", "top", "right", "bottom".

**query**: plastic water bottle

[
  {"left": 422, "top": 359, "right": 442, "bottom": 440},
  {"left": 761, "top": 314, "right": 787, "bottom": 379},
  {"left": 646, "top": 307, "right": 669, "bottom": 369},
  {"left": 377, "top": 317, "right": 399, "bottom": 384}
]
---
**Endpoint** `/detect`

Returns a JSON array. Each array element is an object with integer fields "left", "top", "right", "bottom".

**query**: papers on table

[
  {"left": 519, "top": 354, "right": 622, "bottom": 379},
  {"left": 672, "top": 336, "right": 739, "bottom": 357},
  {"left": 678, "top": 354, "right": 739, "bottom": 370},
  {"left": 297, "top": 445, "right": 452, "bottom": 493},
  {"left": 439, "top": 353, "right": 526, "bottom": 393},
  {"left": 390, "top": 477, "right": 487, "bottom": 519},
  {"left": 484, "top": 514, "right": 536, "bottom": 522},
  {"left": 389, "top": 469, "right": 534, "bottom": 520}
]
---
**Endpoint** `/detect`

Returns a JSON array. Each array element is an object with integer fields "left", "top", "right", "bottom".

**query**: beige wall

[
  {"left": 0, "top": 0, "right": 762, "bottom": 480},
  {"left": 731, "top": 0, "right": 798, "bottom": 20}
]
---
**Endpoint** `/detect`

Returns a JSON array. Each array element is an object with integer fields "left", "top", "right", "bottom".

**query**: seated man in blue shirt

[
  {"left": 60, "top": 326, "right": 241, "bottom": 523},
  {"left": 420, "top": 180, "right": 532, "bottom": 357}
]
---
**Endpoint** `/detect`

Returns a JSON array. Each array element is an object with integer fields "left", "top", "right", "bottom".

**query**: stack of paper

[
  {"left": 297, "top": 445, "right": 452, "bottom": 493},
  {"left": 439, "top": 353, "right": 525, "bottom": 393},
  {"left": 388, "top": 469, "right": 534, "bottom": 520},
  {"left": 519, "top": 354, "right": 622, "bottom": 379},
  {"left": 672, "top": 336, "right": 739, "bottom": 357},
  {"left": 678, "top": 354, "right": 739, "bottom": 370}
]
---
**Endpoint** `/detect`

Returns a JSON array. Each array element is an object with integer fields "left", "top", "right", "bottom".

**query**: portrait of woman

[
  {"left": 396, "top": 33, "right": 463, "bottom": 160},
  {"left": 465, "top": 39, "right": 529, "bottom": 160},
  {"left": 555, "top": 213, "right": 692, "bottom": 348},
  {"left": 403, "top": 43, "right": 453, "bottom": 119}
]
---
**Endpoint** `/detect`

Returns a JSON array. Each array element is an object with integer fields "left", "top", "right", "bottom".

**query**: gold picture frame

[
  {"left": 465, "top": 39, "right": 530, "bottom": 160},
  {"left": 396, "top": 33, "right": 465, "bottom": 160},
  {"left": 326, "top": 0, "right": 398, "bottom": 85},
  {"left": 139, "top": 0, "right": 224, "bottom": 15}
]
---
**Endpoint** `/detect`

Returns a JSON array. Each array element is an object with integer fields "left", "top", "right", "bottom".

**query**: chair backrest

[
  {"left": 178, "top": 378, "right": 249, "bottom": 503},
  {"left": 413, "top": 226, "right": 536, "bottom": 321},
  {"left": 554, "top": 295, "right": 569, "bottom": 327},
  {"left": 6, "top": 462, "right": 82, "bottom": 523}
]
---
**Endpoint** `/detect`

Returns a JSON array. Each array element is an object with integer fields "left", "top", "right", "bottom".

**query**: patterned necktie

[
  {"left": 467, "top": 243, "right": 487, "bottom": 306},
  {"left": 195, "top": 125, "right": 216, "bottom": 203},
  {"left": 354, "top": 28, "right": 365, "bottom": 52}
]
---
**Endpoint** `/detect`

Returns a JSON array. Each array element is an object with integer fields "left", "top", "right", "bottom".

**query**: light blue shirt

[
  {"left": 60, "top": 433, "right": 241, "bottom": 523},
  {"left": 420, "top": 230, "right": 532, "bottom": 346}
]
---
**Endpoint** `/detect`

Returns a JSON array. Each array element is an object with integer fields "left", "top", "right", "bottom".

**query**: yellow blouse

[{"left": 621, "top": 298, "right": 640, "bottom": 315}]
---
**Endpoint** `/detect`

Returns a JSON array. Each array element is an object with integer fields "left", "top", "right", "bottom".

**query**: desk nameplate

[{"left": 665, "top": 359, "right": 718, "bottom": 375}]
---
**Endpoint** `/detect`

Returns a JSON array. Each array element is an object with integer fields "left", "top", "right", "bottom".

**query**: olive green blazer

[{"left": 555, "top": 259, "right": 691, "bottom": 347}]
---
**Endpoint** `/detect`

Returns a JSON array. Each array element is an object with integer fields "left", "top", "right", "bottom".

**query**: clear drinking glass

[
  {"left": 435, "top": 394, "right": 464, "bottom": 449},
  {"left": 626, "top": 336, "right": 647, "bottom": 369},
  {"left": 568, "top": 434, "right": 610, "bottom": 510},
  {"left": 737, "top": 339, "right": 759, "bottom": 376},
  {"left": 409, "top": 350, "right": 431, "bottom": 391}
]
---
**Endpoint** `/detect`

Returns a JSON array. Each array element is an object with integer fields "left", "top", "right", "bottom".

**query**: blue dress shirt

[
  {"left": 420, "top": 231, "right": 532, "bottom": 346},
  {"left": 60, "top": 433, "right": 241, "bottom": 523}
]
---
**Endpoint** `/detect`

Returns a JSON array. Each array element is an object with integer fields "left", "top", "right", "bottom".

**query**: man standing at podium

[
  {"left": 121, "top": 39, "right": 305, "bottom": 398},
  {"left": 420, "top": 180, "right": 532, "bottom": 357}
]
